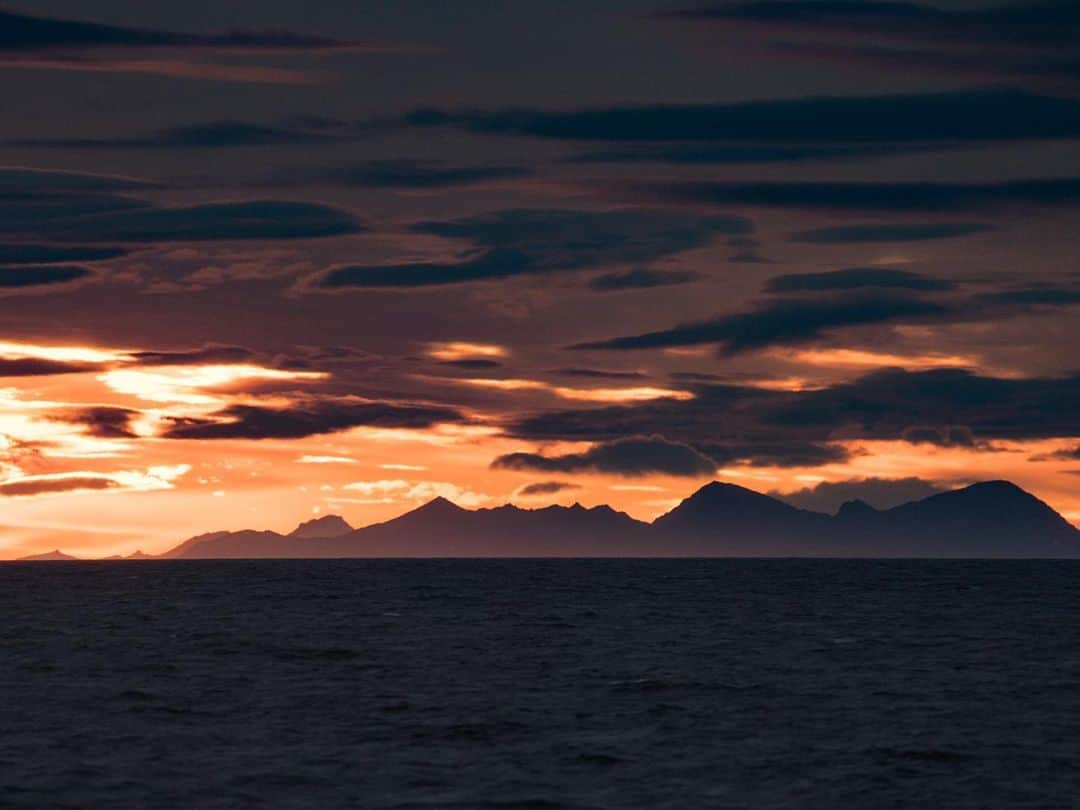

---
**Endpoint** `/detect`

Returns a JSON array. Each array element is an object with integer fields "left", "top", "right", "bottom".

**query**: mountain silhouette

[
  {"left": 840, "top": 480, "right": 1080, "bottom": 557},
  {"left": 151, "top": 479, "right": 1080, "bottom": 560},
  {"left": 289, "top": 514, "right": 354, "bottom": 539},
  {"left": 16, "top": 549, "right": 80, "bottom": 561},
  {"left": 652, "top": 481, "right": 833, "bottom": 555}
]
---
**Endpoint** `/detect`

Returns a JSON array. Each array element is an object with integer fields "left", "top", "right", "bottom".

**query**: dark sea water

[{"left": 2, "top": 560, "right": 1079, "bottom": 809}]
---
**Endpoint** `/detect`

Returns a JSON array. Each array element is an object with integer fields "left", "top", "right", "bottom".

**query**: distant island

[{"left": 15, "top": 480, "right": 1080, "bottom": 560}]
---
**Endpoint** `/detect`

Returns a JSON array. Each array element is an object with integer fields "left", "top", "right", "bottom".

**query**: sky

[{"left": 1, "top": 0, "right": 1079, "bottom": 557}]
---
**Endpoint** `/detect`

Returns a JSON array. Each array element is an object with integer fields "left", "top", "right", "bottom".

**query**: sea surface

[{"left": 2, "top": 559, "right": 1079, "bottom": 809}]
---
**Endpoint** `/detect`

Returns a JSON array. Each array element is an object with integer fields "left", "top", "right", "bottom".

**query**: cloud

[
  {"left": 696, "top": 440, "right": 851, "bottom": 468},
  {"left": 764, "top": 267, "right": 955, "bottom": 293},
  {"left": 0, "top": 167, "right": 153, "bottom": 193},
  {"left": 0, "top": 171, "right": 363, "bottom": 266},
  {"left": 0, "top": 8, "right": 407, "bottom": 82},
  {"left": 659, "top": 1, "right": 1080, "bottom": 85},
  {"left": 317, "top": 249, "right": 531, "bottom": 288},
  {"left": 504, "top": 369, "right": 1080, "bottom": 446},
  {"left": 37, "top": 200, "right": 363, "bottom": 243},
  {"left": 572, "top": 292, "right": 947, "bottom": 353},
  {"left": 568, "top": 142, "right": 942, "bottom": 164},
  {"left": 12, "top": 121, "right": 343, "bottom": 150},
  {"left": 296, "top": 455, "right": 358, "bottom": 465},
  {"left": 0, "top": 264, "right": 96, "bottom": 290},
  {"left": 0, "top": 475, "right": 118, "bottom": 496},
  {"left": 0, "top": 8, "right": 365, "bottom": 52},
  {"left": 60, "top": 407, "right": 139, "bottom": 439},
  {"left": 131, "top": 345, "right": 255, "bottom": 366},
  {"left": 426, "top": 342, "right": 508, "bottom": 361},
  {"left": 338, "top": 478, "right": 493, "bottom": 508},
  {"left": 618, "top": 177, "right": 1080, "bottom": 212},
  {"left": 549, "top": 368, "right": 649, "bottom": 381},
  {"left": 1040, "top": 445, "right": 1080, "bottom": 461},
  {"left": 404, "top": 89, "right": 1080, "bottom": 142},
  {"left": 588, "top": 268, "right": 702, "bottom": 291},
  {"left": 491, "top": 435, "right": 718, "bottom": 477},
  {"left": 312, "top": 208, "right": 750, "bottom": 289},
  {"left": 765, "top": 369, "right": 1080, "bottom": 441},
  {"left": 790, "top": 223, "right": 997, "bottom": 243},
  {"left": 437, "top": 358, "right": 503, "bottom": 370},
  {"left": 976, "top": 287, "right": 1080, "bottom": 307},
  {"left": 163, "top": 398, "right": 464, "bottom": 439},
  {"left": 516, "top": 481, "right": 583, "bottom": 496},
  {"left": 305, "top": 160, "right": 532, "bottom": 189},
  {"left": 0, "top": 245, "right": 127, "bottom": 264},
  {"left": 0, "top": 357, "right": 95, "bottom": 376},
  {"left": 0, "top": 465, "right": 189, "bottom": 497},
  {"left": 774, "top": 477, "right": 948, "bottom": 514},
  {"left": 901, "top": 425, "right": 978, "bottom": 448}
]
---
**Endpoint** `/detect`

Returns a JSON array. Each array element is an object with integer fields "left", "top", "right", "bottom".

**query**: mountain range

[{"left": 17, "top": 479, "right": 1080, "bottom": 560}]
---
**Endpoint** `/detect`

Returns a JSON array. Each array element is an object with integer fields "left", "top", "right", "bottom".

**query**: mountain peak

[
  {"left": 963, "top": 480, "right": 1027, "bottom": 497},
  {"left": 655, "top": 479, "right": 806, "bottom": 531},
  {"left": 414, "top": 496, "right": 466, "bottom": 515},
  {"left": 837, "top": 499, "right": 878, "bottom": 519},
  {"left": 289, "top": 514, "right": 354, "bottom": 539},
  {"left": 17, "top": 549, "right": 79, "bottom": 561},
  {"left": 683, "top": 480, "right": 797, "bottom": 509}
]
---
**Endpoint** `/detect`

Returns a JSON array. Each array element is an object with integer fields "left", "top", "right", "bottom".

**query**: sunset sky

[{"left": 1, "top": 0, "right": 1079, "bottom": 557}]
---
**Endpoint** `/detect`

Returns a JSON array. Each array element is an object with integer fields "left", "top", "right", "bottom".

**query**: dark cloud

[
  {"left": 765, "top": 267, "right": 955, "bottom": 293},
  {"left": 1040, "top": 446, "right": 1080, "bottom": 461},
  {"left": 506, "top": 369, "right": 1080, "bottom": 447},
  {"left": 0, "top": 8, "right": 370, "bottom": 53},
  {"left": 491, "top": 435, "right": 718, "bottom": 477},
  {"left": 0, "top": 475, "right": 118, "bottom": 497},
  {"left": 588, "top": 268, "right": 702, "bottom": 291},
  {"left": 774, "top": 477, "right": 948, "bottom": 514},
  {"left": 569, "top": 142, "right": 941, "bottom": 164},
  {"left": 696, "top": 440, "right": 851, "bottom": 468},
  {"left": 131, "top": 345, "right": 255, "bottom": 366},
  {"left": 669, "top": 371, "right": 725, "bottom": 383},
  {"left": 619, "top": 177, "right": 1080, "bottom": 212},
  {"left": 659, "top": 1, "right": 1080, "bottom": 84},
  {"left": 313, "top": 208, "right": 749, "bottom": 289},
  {"left": 0, "top": 167, "right": 153, "bottom": 193},
  {"left": 0, "top": 264, "right": 96, "bottom": 289},
  {"left": 437, "top": 358, "right": 503, "bottom": 370},
  {"left": 549, "top": 368, "right": 649, "bottom": 381},
  {"left": 572, "top": 292, "right": 947, "bottom": 353},
  {"left": 976, "top": 287, "right": 1080, "bottom": 307},
  {"left": 0, "top": 244, "right": 127, "bottom": 265},
  {"left": 317, "top": 249, "right": 530, "bottom": 288},
  {"left": 164, "top": 399, "right": 464, "bottom": 440},
  {"left": 0, "top": 169, "right": 363, "bottom": 249},
  {"left": 0, "top": 194, "right": 146, "bottom": 232},
  {"left": 517, "top": 481, "right": 583, "bottom": 496},
  {"left": 0, "top": 8, "right": 416, "bottom": 84},
  {"left": 0, "top": 358, "right": 95, "bottom": 376},
  {"left": 324, "top": 161, "right": 532, "bottom": 189},
  {"left": 405, "top": 89, "right": 1080, "bottom": 142},
  {"left": 901, "top": 425, "right": 978, "bottom": 448},
  {"left": 790, "top": 223, "right": 997, "bottom": 244},
  {"left": 12, "top": 121, "right": 341, "bottom": 150},
  {"left": 765, "top": 369, "right": 1080, "bottom": 441},
  {"left": 33, "top": 200, "right": 363, "bottom": 243},
  {"left": 61, "top": 407, "right": 139, "bottom": 438},
  {"left": 505, "top": 384, "right": 773, "bottom": 443}
]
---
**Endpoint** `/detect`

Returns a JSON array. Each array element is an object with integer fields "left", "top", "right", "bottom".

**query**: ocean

[{"left": 1, "top": 559, "right": 1078, "bottom": 808}]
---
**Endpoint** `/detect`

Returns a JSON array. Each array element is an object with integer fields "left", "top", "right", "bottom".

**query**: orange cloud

[
  {"left": 453, "top": 376, "right": 694, "bottom": 403},
  {"left": 427, "top": 341, "right": 509, "bottom": 361}
]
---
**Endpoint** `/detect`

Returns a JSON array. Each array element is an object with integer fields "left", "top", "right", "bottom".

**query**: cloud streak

[{"left": 312, "top": 208, "right": 749, "bottom": 289}]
